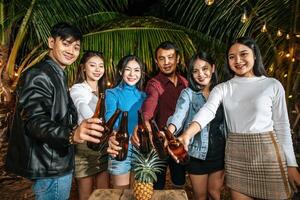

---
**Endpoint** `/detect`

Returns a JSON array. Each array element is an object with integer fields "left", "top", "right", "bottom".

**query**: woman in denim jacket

[{"left": 167, "top": 51, "right": 226, "bottom": 200}]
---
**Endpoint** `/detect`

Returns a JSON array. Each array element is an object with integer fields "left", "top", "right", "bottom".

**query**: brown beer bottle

[
  {"left": 137, "top": 111, "right": 151, "bottom": 155},
  {"left": 115, "top": 111, "right": 129, "bottom": 161},
  {"left": 163, "top": 126, "right": 190, "bottom": 164},
  {"left": 150, "top": 119, "right": 168, "bottom": 160},
  {"left": 87, "top": 93, "right": 105, "bottom": 151},
  {"left": 102, "top": 108, "right": 121, "bottom": 141},
  {"left": 87, "top": 93, "right": 121, "bottom": 151}
]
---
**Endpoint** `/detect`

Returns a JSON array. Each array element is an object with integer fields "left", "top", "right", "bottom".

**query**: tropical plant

[
  {"left": 66, "top": 16, "right": 196, "bottom": 84},
  {"left": 0, "top": 0, "right": 129, "bottom": 88},
  {"left": 162, "top": 0, "right": 291, "bottom": 64},
  {"left": 132, "top": 147, "right": 166, "bottom": 200},
  {"left": 1, "top": 0, "right": 299, "bottom": 121},
  {"left": 162, "top": 0, "right": 300, "bottom": 111}
]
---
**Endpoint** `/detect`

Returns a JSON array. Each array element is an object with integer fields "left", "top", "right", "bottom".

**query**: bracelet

[
  {"left": 69, "top": 130, "right": 75, "bottom": 145},
  {"left": 69, "top": 125, "right": 78, "bottom": 145}
]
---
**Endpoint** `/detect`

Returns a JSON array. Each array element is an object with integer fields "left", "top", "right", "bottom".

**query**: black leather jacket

[{"left": 6, "top": 57, "right": 78, "bottom": 179}]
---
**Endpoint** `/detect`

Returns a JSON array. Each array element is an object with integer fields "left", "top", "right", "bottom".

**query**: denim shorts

[
  {"left": 32, "top": 173, "right": 72, "bottom": 200},
  {"left": 108, "top": 143, "right": 133, "bottom": 175}
]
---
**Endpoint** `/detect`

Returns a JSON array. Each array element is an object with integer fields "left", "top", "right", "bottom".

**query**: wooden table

[{"left": 89, "top": 189, "right": 189, "bottom": 200}]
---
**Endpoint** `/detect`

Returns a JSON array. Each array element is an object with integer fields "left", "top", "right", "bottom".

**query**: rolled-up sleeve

[
  {"left": 142, "top": 81, "right": 160, "bottom": 121},
  {"left": 167, "top": 89, "right": 190, "bottom": 134}
]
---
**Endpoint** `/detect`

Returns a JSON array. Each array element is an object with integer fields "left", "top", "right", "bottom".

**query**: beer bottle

[
  {"left": 87, "top": 93, "right": 105, "bottom": 151},
  {"left": 87, "top": 93, "right": 121, "bottom": 151},
  {"left": 115, "top": 111, "right": 129, "bottom": 161},
  {"left": 150, "top": 119, "right": 168, "bottom": 160},
  {"left": 102, "top": 108, "right": 121, "bottom": 141},
  {"left": 162, "top": 126, "right": 190, "bottom": 164},
  {"left": 137, "top": 111, "right": 151, "bottom": 155}
]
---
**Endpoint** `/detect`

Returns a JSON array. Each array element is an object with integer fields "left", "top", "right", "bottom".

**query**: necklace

[{"left": 85, "top": 81, "right": 99, "bottom": 96}]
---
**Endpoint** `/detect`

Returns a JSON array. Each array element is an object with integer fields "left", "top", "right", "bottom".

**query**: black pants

[{"left": 153, "top": 157, "right": 186, "bottom": 190}]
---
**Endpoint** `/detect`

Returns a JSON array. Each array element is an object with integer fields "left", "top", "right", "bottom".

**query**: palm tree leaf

[{"left": 66, "top": 16, "right": 197, "bottom": 85}]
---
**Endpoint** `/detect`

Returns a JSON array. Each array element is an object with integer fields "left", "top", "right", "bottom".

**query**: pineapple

[{"left": 132, "top": 147, "right": 166, "bottom": 200}]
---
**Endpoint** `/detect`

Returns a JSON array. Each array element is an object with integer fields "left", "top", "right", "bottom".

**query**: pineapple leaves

[{"left": 132, "top": 147, "right": 167, "bottom": 184}]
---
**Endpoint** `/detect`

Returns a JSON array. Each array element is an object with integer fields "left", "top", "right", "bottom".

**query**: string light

[
  {"left": 241, "top": 9, "right": 248, "bottom": 23},
  {"left": 204, "top": 0, "right": 214, "bottom": 6},
  {"left": 284, "top": 74, "right": 288, "bottom": 78},
  {"left": 276, "top": 29, "right": 283, "bottom": 37},
  {"left": 261, "top": 22, "right": 267, "bottom": 33},
  {"left": 286, "top": 34, "right": 290, "bottom": 40},
  {"left": 292, "top": 58, "right": 295, "bottom": 62},
  {"left": 285, "top": 53, "right": 291, "bottom": 58}
]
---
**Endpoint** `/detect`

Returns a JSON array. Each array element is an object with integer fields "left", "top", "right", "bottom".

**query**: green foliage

[
  {"left": 162, "top": 0, "right": 292, "bottom": 70},
  {"left": 2, "top": 0, "right": 129, "bottom": 81},
  {"left": 132, "top": 147, "right": 166, "bottom": 184},
  {"left": 66, "top": 16, "right": 196, "bottom": 84}
]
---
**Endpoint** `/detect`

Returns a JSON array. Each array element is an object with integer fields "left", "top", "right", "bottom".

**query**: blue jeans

[
  {"left": 32, "top": 173, "right": 72, "bottom": 200},
  {"left": 108, "top": 143, "right": 133, "bottom": 175}
]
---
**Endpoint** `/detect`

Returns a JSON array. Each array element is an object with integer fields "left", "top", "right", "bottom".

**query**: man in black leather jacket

[{"left": 6, "top": 22, "right": 105, "bottom": 200}]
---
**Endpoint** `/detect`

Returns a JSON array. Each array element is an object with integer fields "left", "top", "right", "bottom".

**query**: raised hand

[
  {"left": 73, "top": 118, "right": 104, "bottom": 143},
  {"left": 107, "top": 132, "right": 121, "bottom": 157}
]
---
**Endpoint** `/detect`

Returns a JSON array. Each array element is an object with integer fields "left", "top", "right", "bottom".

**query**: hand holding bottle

[
  {"left": 163, "top": 126, "right": 190, "bottom": 165},
  {"left": 150, "top": 119, "right": 168, "bottom": 160},
  {"left": 87, "top": 95, "right": 121, "bottom": 151},
  {"left": 131, "top": 126, "right": 140, "bottom": 147},
  {"left": 87, "top": 93, "right": 105, "bottom": 150},
  {"left": 72, "top": 118, "right": 105, "bottom": 144},
  {"left": 168, "top": 121, "right": 200, "bottom": 163},
  {"left": 114, "top": 111, "right": 129, "bottom": 161},
  {"left": 107, "top": 132, "right": 121, "bottom": 157},
  {"left": 135, "top": 111, "right": 152, "bottom": 154}
]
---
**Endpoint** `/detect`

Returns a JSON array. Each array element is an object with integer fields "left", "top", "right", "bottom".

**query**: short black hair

[
  {"left": 154, "top": 41, "right": 179, "bottom": 59},
  {"left": 50, "top": 22, "right": 82, "bottom": 42},
  {"left": 188, "top": 51, "right": 218, "bottom": 92},
  {"left": 225, "top": 37, "right": 267, "bottom": 78}
]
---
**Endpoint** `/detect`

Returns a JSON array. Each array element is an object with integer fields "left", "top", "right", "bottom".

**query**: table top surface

[{"left": 89, "top": 188, "right": 189, "bottom": 200}]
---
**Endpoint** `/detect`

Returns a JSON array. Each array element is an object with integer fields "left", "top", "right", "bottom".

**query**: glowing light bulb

[
  {"left": 276, "top": 29, "right": 283, "bottom": 37},
  {"left": 261, "top": 23, "right": 267, "bottom": 33},
  {"left": 286, "top": 34, "right": 290, "bottom": 40},
  {"left": 204, "top": 0, "right": 214, "bottom": 6},
  {"left": 241, "top": 12, "right": 248, "bottom": 23}
]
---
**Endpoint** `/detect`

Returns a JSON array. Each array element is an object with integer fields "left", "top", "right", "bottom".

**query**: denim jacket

[{"left": 167, "top": 87, "right": 226, "bottom": 160}]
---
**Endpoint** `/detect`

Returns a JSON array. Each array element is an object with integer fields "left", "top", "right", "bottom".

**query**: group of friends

[{"left": 5, "top": 22, "right": 300, "bottom": 200}]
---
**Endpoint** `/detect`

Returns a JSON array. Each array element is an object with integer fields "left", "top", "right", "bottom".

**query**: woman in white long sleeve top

[
  {"left": 70, "top": 51, "right": 109, "bottom": 200},
  {"left": 176, "top": 37, "right": 300, "bottom": 200}
]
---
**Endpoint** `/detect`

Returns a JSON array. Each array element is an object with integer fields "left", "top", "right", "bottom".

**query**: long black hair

[
  {"left": 75, "top": 51, "right": 106, "bottom": 93},
  {"left": 188, "top": 51, "right": 218, "bottom": 92},
  {"left": 114, "top": 55, "right": 145, "bottom": 91},
  {"left": 225, "top": 37, "right": 267, "bottom": 78}
]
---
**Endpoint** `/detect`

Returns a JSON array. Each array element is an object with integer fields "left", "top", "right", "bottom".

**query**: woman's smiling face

[{"left": 228, "top": 43, "right": 255, "bottom": 77}]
